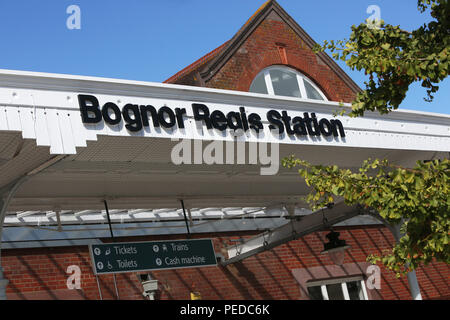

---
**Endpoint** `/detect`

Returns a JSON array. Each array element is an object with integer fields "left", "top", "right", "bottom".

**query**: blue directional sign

[{"left": 89, "top": 239, "right": 217, "bottom": 275}]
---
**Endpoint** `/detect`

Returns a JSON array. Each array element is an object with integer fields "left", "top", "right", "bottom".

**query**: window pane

[
  {"left": 307, "top": 286, "right": 324, "bottom": 300},
  {"left": 346, "top": 281, "right": 365, "bottom": 300},
  {"left": 249, "top": 72, "right": 268, "bottom": 94},
  {"left": 304, "top": 80, "right": 324, "bottom": 100},
  {"left": 326, "top": 283, "right": 345, "bottom": 300},
  {"left": 269, "top": 69, "right": 301, "bottom": 98}
]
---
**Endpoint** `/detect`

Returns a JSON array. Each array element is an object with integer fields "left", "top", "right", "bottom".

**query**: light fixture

[
  {"left": 321, "top": 231, "right": 351, "bottom": 265},
  {"left": 139, "top": 274, "right": 158, "bottom": 300}
]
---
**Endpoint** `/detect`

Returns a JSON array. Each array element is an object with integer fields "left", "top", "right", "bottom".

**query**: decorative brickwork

[
  {"left": 165, "top": 1, "right": 360, "bottom": 103},
  {"left": 205, "top": 14, "right": 356, "bottom": 103}
]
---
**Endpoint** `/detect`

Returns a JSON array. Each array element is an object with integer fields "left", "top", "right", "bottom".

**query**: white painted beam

[
  {"left": 16, "top": 211, "right": 40, "bottom": 219},
  {"left": 222, "top": 202, "right": 363, "bottom": 265},
  {"left": 74, "top": 210, "right": 96, "bottom": 217}
]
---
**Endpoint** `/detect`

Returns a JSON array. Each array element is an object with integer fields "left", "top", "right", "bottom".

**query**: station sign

[
  {"left": 89, "top": 239, "right": 217, "bottom": 275},
  {"left": 79, "top": 94, "right": 346, "bottom": 138}
]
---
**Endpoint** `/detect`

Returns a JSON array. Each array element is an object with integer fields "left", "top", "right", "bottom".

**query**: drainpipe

[
  {"left": 372, "top": 214, "right": 422, "bottom": 300},
  {"left": 390, "top": 224, "right": 423, "bottom": 300},
  {"left": 406, "top": 271, "right": 422, "bottom": 300}
]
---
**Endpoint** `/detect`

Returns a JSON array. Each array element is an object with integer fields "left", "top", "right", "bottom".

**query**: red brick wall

[
  {"left": 3, "top": 226, "right": 449, "bottom": 300},
  {"left": 205, "top": 13, "right": 357, "bottom": 103}
]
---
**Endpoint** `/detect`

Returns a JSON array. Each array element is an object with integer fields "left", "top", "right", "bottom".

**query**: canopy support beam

[
  {"left": 180, "top": 200, "right": 191, "bottom": 238},
  {"left": 0, "top": 155, "right": 66, "bottom": 300},
  {"left": 0, "top": 176, "right": 29, "bottom": 300},
  {"left": 221, "top": 202, "right": 363, "bottom": 266}
]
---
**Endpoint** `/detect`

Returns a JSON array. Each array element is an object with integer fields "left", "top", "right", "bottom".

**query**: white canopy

[{"left": 0, "top": 69, "right": 448, "bottom": 235}]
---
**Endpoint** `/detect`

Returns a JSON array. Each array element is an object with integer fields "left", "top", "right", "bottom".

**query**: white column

[
  {"left": 391, "top": 224, "right": 423, "bottom": 300},
  {"left": 370, "top": 214, "right": 423, "bottom": 300},
  {"left": 406, "top": 270, "right": 423, "bottom": 300}
]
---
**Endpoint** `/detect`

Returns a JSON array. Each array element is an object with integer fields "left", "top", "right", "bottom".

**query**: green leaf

[{"left": 283, "top": 155, "right": 450, "bottom": 277}]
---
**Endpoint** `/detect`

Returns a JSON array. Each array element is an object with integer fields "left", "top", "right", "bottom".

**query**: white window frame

[
  {"left": 307, "top": 276, "right": 369, "bottom": 300},
  {"left": 253, "top": 66, "right": 328, "bottom": 101}
]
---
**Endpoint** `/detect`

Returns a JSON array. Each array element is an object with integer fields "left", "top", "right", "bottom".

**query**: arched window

[{"left": 249, "top": 66, "right": 327, "bottom": 101}]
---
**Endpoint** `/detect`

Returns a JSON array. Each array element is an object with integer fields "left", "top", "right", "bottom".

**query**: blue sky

[{"left": 0, "top": 0, "right": 448, "bottom": 114}]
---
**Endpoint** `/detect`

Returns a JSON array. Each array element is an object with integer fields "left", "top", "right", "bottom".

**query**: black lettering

[
  {"left": 175, "top": 108, "right": 186, "bottom": 129},
  {"left": 239, "top": 107, "right": 249, "bottom": 131},
  {"left": 140, "top": 105, "right": 160, "bottom": 128},
  {"left": 80, "top": 96, "right": 345, "bottom": 139},
  {"left": 78, "top": 95, "right": 102, "bottom": 123},
  {"left": 192, "top": 103, "right": 212, "bottom": 129},
  {"left": 292, "top": 116, "right": 307, "bottom": 135},
  {"left": 267, "top": 110, "right": 284, "bottom": 134},
  {"left": 227, "top": 112, "right": 243, "bottom": 130},
  {"left": 248, "top": 113, "right": 263, "bottom": 133},
  {"left": 211, "top": 110, "right": 228, "bottom": 131},
  {"left": 281, "top": 111, "right": 295, "bottom": 135},
  {"left": 311, "top": 113, "right": 321, "bottom": 136},
  {"left": 330, "top": 119, "right": 346, "bottom": 137},
  {"left": 158, "top": 106, "right": 176, "bottom": 128},
  {"left": 122, "top": 104, "right": 142, "bottom": 132},
  {"left": 303, "top": 112, "right": 319, "bottom": 136},
  {"left": 102, "top": 102, "right": 121, "bottom": 125},
  {"left": 319, "top": 119, "right": 333, "bottom": 136}
]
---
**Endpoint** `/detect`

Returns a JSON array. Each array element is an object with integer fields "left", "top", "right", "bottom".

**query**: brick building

[{"left": 0, "top": 0, "right": 448, "bottom": 300}]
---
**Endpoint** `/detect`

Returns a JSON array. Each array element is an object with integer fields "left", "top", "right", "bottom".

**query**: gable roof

[
  {"left": 164, "top": 0, "right": 361, "bottom": 94},
  {"left": 164, "top": 41, "right": 229, "bottom": 84}
]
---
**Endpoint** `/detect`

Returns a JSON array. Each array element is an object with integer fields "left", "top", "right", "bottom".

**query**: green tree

[
  {"left": 315, "top": 0, "right": 449, "bottom": 117},
  {"left": 286, "top": 0, "right": 449, "bottom": 276},
  {"left": 282, "top": 157, "right": 449, "bottom": 276}
]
